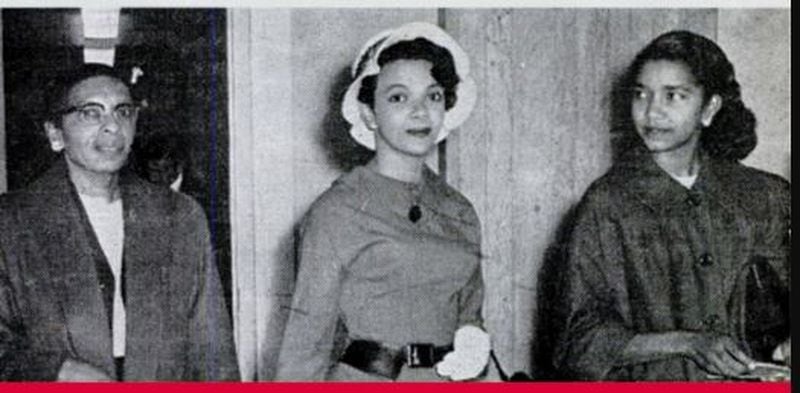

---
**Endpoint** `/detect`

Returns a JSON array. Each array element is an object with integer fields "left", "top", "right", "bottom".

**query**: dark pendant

[{"left": 408, "top": 205, "right": 422, "bottom": 223}]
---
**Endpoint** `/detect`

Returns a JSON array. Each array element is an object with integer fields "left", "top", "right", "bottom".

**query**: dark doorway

[{"left": 2, "top": 8, "right": 233, "bottom": 314}]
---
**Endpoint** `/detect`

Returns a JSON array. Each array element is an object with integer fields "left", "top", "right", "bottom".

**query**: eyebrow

[
  {"left": 634, "top": 82, "right": 697, "bottom": 89},
  {"left": 664, "top": 84, "right": 694, "bottom": 91},
  {"left": 69, "top": 101, "right": 136, "bottom": 109},
  {"left": 382, "top": 82, "right": 443, "bottom": 91},
  {"left": 634, "top": 82, "right": 695, "bottom": 90}
]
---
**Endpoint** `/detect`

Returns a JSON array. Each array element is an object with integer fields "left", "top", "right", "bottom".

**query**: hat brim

[{"left": 341, "top": 22, "right": 477, "bottom": 151}]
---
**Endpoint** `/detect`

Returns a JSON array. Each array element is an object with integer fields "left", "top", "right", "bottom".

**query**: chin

[
  {"left": 639, "top": 138, "right": 674, "bottom": 153},
  {"left": 377, "top": 136, "right": 437, "bottom": 158},
  {"left": 644, "top": 143, "right": 670, "bottom": 153},
  {"left": 401, "top": 145, "right": 437, "bottom": 158},
  {"left": 91, "top": 159, "right": 129, "bottom": 174}
]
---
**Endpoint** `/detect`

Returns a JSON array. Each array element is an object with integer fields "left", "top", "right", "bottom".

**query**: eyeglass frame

[{"left": 55, "top": 101, "right": 142, "bottom": 126}]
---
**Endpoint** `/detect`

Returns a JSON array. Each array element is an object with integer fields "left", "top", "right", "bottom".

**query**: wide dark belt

[{"left": 339, "top": 339, "right": 453, "bottom": 380}]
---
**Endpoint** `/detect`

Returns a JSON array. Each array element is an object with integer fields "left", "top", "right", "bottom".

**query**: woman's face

[
  {"left": 631, "top": 60, "right": 719, "bottom": 156},
  {"left": 361, "top": 59, "right": 446, "bottom": 159},
  {"left": 45, "top": 76, "right": 137, "bottom": 177}
]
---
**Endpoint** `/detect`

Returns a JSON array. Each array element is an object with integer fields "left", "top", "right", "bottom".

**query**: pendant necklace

[{"left": 407, "top": 183, "right": 423, "bottom": 223}]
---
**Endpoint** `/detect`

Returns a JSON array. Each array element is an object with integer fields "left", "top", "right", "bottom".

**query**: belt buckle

[{"left": 405, "top": 343, "right": 436, "bottom": 368}]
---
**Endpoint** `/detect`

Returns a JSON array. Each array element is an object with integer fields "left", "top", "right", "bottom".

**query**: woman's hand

[
  {"left": 683, "top": 333, "right": 754, "bottom": 378},
  {"left": 772, "top": 337, "right": 791, "bottom": 366}
]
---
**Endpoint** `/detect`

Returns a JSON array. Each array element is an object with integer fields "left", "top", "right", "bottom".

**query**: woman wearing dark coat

[
  {"left": 0, "top": 64, "right": 238, "bottom": 381},
  {"left": 554, "top": 30, "right": 790, "bottom": 381}
]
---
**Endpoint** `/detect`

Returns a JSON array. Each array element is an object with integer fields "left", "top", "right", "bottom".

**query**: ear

[
  {"left": 44, "top": 121, "right": 65, "bottom": 152},
  {"left": 701, "top": 94, "right": 722, "bottom": 128},
  {"left": 358, "top": 103, "right": 378, "bottom": 131}
]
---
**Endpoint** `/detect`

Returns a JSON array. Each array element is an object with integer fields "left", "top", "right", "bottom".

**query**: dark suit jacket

[{"left": 0, "top": 159, "right": 239, "bottom": 381}]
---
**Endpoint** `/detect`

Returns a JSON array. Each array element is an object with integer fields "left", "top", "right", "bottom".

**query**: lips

[
  {"left": 643, "top": 126, "right": 671, "bottom": 136},
  {"left": 406, "top": 127, "right": 432, "bottom": 137},
  {"left": 94, "top": 141, "right": 126, "bottom": 153}
]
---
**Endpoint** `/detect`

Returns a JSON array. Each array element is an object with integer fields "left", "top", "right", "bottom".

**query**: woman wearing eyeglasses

[
  {"left": 276, "top": 22, "right": 489, "bottom": 381},
  {"left": 0, "top": 63, "right": 238, "bottom": 381}
]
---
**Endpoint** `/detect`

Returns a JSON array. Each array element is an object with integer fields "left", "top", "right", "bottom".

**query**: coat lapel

[
  {"left": 616, "top": 152, "right": 688, "bottom": 214},
  {"left": 119, "top": 173, "right": 168, "bottom": 380},
  {"left": 29, "top": 160, "right": 116, "bottom": 377}
]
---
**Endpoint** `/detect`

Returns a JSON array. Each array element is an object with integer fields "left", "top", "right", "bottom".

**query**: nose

[
  {"left": 644, "top": 96, "right": 666, "bottom": 123},
  {"left": 410, "top": 98, "right": 429, "bottom": 119},
  {"left": 101, "top": 113, "right": 122, "bottom": 134}
]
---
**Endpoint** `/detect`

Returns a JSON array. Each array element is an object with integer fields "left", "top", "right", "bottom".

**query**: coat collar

[
  {"left": 119, "top": 166, "right": 169, "bottom": 380},
  {"left": 614, "top": 149, "right": 746, "bottom": 216},
  {"left": 31, "top": 158, "right": 167, "bottom": 380},
  {"left": 346, "top": 164, "right": 469, "bottom": 220},
  {"left": 29, "top": 159, "right": 117, "bottom": 377}
]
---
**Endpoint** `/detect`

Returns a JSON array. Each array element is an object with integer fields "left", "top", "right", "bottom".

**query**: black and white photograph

[{"left": 0, "top": 3, "right": 790, "bottom": 383}]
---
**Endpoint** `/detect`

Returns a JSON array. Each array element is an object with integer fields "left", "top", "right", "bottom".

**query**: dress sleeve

[
  {"left": 751, "top": 176, "right": 791, "bottom": 344},
  {"left": 275, "top": 204, "right": 346, "bottom": 381},
  {"left": 457, "top": 262, "right": 484, "bottom": 328},
  {"left": 763, "top": 177, "right": 791, "bottom": 286},
  {"left": 457, "top": 205, "right": 484, "bottom": 328},
  {"left": 553, "top": 194, "right": 635, "bottom": 380},
  {"left": 0, "top": 250, "right": 66, "bottom": 380},
  {"left": 185, "top": 203, "right": 240, "bottom": 381}
]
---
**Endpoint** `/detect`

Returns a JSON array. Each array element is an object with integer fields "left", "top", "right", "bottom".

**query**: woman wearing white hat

[{"left": 275, "top": 22, "right": 489, "bottom": 381}]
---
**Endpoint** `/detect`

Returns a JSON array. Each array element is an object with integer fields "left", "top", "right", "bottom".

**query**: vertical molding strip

[
  {"left": 0, "top": 14, "right": 6, "bottom": 193},
  {"left": 227, "top": 8, "right": 257, "bottom": 381}
]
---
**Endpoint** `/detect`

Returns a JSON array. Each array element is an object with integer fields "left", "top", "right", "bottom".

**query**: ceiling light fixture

[{"left": 80, "top": 8, "right": 120, "bottom": 66}]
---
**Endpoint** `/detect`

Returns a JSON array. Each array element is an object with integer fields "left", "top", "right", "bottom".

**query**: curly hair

[
  {"left": 627, "top": 30, "right": 757, "bottom": 161},
  {"left": 44, "top": 63, "right": 135, "bottom": 126},
  {"left": 357, "top": 37, "right": 460, "bottom": 111}
]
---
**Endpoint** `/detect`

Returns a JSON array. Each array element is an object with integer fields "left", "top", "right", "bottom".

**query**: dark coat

[
  {"left": 0, "top": 159, "right": 239, "bottom": 381},
  {"left": 554, "top": 153, "right": 790, "bottom": 380}
]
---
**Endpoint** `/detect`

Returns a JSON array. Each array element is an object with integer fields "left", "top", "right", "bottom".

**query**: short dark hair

[
  {"left": 44, "top": 63, "right": 134, "bottom": 125},
  {"left": 627, "top": 30, "right": 756, "bottom": 161},
  {"left": 357, "top": 37, "right": 460, "bottom": 111}
]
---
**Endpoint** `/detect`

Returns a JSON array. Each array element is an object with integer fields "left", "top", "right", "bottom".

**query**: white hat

[{"left": 341, "top": 21, "right": 477, "bottom": 150}]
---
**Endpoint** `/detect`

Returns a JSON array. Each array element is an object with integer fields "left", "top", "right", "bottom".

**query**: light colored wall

[
  {"left": 717, "top": 9, "right": 791, "bottom": 180},
  {"left": 228, "top": 9, "right": 293, "bottom": 381}
]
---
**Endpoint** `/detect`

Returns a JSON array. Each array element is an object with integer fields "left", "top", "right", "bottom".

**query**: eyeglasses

[{"left": 59, "top": 102, "right": 140, "bottom": 125}]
